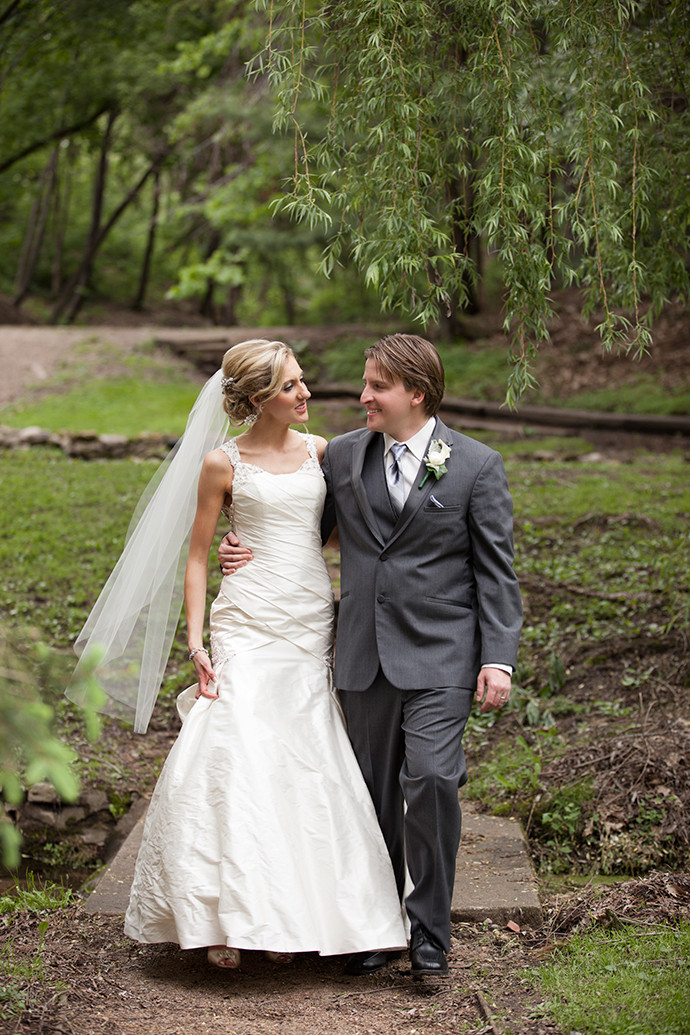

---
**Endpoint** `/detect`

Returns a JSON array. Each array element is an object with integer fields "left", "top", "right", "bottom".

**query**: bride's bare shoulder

[{"left": 202, "top": 446, "right": 235, "bottom": 481}]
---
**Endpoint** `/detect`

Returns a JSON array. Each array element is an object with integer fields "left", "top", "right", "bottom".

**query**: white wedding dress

[{"left": 124, "top": 434, "right": 407, "bottom": 955}]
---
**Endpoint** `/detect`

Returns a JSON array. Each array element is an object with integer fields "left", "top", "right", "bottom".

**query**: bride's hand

[
  {"left": 219, "top": 530, "right": 253, "bottom": 576},
  {"left": 194, "top": 655, "right": 219, "bottom": 700}
]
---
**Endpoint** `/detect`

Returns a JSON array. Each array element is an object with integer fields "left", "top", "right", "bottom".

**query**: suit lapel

[{"left": 351, "top": 431, "right": 386, "bottom": 547}]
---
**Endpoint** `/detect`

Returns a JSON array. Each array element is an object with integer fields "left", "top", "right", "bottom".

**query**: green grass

[
  {"left": 0, "top": 874, "right": 75, "bottom": 915},
  {"left": 3, "top": 334, "right": 687, "bottom": 446},
  {"left": 0, "top": 927, "right": 55, "bottom": 1022},
  {"left": 553, "top": 379, "right": 690, "bottom": 416},
  {"left": 3, "top": 448, "right": 687, "bottom": 792},
  {"left": 317, "top": 335, "right": 376, "bottom": 384},
  {"left": 2, "top": 352, "right": 689, "bottom": 1030},
  {"left": 0, "top": 449, "right": 236, "bottom": 749},
  {"left": 463, "top": 452, "right": 689, "bottom": 878},
  {"left": 494, "top": 433, "right": 595, "bottom": 458},
  {"left": 440, "top": 341, "right": 516, "bottom": 401},
  {"left": 0, "top": 451, "right": 156, "bottom": 646},
  {"left": 4, "top": 448, "right": 686, "bottom": 649},
  {"left": 0, "top": 343, "right": 330, "bottom": 439},
  {"left": 0, "top": 877, "right": 73, "bottom": 1024},
  {"left": 315, "top": 336, "right": 690, "bottom": 413},
  {"left": 0, "top": 377, "right": 201, "bottom": 437},
  {"left": 508, "top": 454, "right": 690, "bottom": 529},
  {"left": 1, "top": 350, "right": 689, "bottom": 882},
  {"left": 0, "top": 338, "right": 209, "bottom": 437},
  {"left": 506, "top": 457, "right": 690, "bottom": 650},
  {"left": 535, "top": 923, "right": 690, "bottom": 1034}
]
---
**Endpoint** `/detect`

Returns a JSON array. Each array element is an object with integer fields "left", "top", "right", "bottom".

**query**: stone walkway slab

[
  {"left": 453, "top": 803, "right": 542, "bottom": 928},
  {"left": 82, "top": 808, "right": 147, "bottom": 916},
  {"left": 83, "top": 798, "right": 542, "bottom": 928}
]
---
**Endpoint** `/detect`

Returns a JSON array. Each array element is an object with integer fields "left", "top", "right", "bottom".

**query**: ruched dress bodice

[{"left": 211, "top": 437, "right": 333, "bottom": 671}]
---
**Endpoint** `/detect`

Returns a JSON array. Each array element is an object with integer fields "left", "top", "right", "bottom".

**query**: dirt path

[
  {"left": 0, "top": 324, "right": 382, "bottom": 408},
  {"left": 0, "top": 327, "right": 148, "bottom": 406},
  {"left": 0, "top": 326, "right": 233, "bottom": 407},
  {"left": 7, "top": 907, "right": 563, "bottom": 1035},
  {"left": 9, "top": 873, "right": 688, "bottom": 1035}
]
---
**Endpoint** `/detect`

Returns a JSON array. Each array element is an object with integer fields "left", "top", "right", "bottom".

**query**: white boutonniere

[{"left": 418, "top": 439, "right": 452, "bottom": 488}]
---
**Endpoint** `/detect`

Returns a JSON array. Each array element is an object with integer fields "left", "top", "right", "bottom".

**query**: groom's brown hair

[{"left": 364, "top": 334, "right": 445, "bottom": 417}]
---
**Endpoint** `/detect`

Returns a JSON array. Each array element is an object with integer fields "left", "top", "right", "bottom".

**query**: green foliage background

[{"left": 1, "top": 1, "right": 688, "bottom": 398}]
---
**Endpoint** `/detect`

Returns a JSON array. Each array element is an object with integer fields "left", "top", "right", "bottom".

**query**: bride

[{"left": 70, "top": 339, "right": 406, "bottom": 970}]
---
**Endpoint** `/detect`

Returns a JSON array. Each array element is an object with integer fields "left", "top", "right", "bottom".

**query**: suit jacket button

[{"left": 377, "top": 594, "right": 385, "bottom": 603}]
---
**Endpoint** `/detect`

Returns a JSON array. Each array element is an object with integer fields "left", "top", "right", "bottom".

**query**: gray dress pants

[{"left": 340, "top": 670, "right": 473, "bottom": 952}]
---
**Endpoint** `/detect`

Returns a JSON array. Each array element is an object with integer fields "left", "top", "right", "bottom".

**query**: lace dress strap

[
  {"left": 304, "top": 433, "right": 319, "bottom": 463},
  {"left": 220, "top": 437, "right": 240, "bottom": 467}
]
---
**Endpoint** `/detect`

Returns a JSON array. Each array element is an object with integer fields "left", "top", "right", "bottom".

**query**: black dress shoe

[
  {"left": 344, "top": 950, "right": 401, "bottom": 975},
  {"left": 409, "top": 937, "right": 449, "bottom": 977}
]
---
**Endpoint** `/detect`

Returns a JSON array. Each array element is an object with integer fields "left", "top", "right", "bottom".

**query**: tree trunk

[
  {"left": 438, "top": 170, "right": 480, "bottom": 339},
  {"left": 280, "top": 278, "right": 296, "bottom": 325},
  {"left": 199, "top": 279, "right": 217, "bottom": 322},
  {"left": 219, "top": 283, "right": 242, "bottom": 325},
  {"left": 198, "top": 230, "right": 221, "bottom": 322},
  {"left": 86, "top": 110, "right": 115, "bottom": 265},
  {"left": 51, "top": 108, "right": 118, "bottom": 323},
  {"left": 58, "top": 157, "right": 159, "bottom": 323},
  {"left": 13, "top": 146, "right": 59, "bottom": 305},
  {"left": 132, "top": 167, "right": 162, "bottom": 311},
  {"left": 50, "top": 142, "right": 74, "bottom": 298},
  {"left": 0, "top": 0, "right": 23, "bottom": 31}
]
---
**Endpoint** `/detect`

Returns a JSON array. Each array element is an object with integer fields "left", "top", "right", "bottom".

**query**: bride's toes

[
  {"left": 208, "top": 945, "right": 241, "bottom": 969},
  {"left": 265, "top": 950, "right": 294, "bottom": 965}
]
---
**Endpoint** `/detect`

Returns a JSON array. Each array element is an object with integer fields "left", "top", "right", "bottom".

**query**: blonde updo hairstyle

[{"left": 220, "top": 339, "right": 294, "bottom": 424}]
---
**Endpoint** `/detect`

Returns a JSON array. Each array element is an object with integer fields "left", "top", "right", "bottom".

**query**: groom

[{"left": 220, "top": 334, "right": 522, "bottom": 976}]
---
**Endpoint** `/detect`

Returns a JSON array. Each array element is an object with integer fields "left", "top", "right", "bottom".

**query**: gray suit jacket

[{"left": 321, "top": 418, "right": 522, "bottom": 691}]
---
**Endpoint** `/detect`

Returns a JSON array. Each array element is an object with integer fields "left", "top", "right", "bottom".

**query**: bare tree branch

[{"left": 0, "top": 106, "right": 109, "bottom": 175}]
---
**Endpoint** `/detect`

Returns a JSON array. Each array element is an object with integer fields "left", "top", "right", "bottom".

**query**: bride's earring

[{"left": 244, "top": 402, "right": 261, "bottom": 427}]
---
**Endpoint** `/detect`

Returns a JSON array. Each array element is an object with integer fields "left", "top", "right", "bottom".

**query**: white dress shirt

[
  {"left": 383, "top": 418, "right": 436, "bottom": 509},
  {"left": 383, "top": 418, "right": 512, "bottom": 679}
]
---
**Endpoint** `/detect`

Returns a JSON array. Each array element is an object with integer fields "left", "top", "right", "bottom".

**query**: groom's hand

[
  {"left": 475, "top": 667, "right": 512, "bottom": 713},
  {"left": 218, "top": 530, "right": 253, "bottom": 575}
]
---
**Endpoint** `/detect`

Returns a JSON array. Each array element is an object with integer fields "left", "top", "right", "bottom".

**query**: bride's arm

[{"left": 184, "top": 450, "right": 232, "bottom": 698}]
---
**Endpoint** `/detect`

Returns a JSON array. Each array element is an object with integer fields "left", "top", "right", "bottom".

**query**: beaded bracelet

[{"left": 189, "top": 647, "right": 209, "bottom": 662}]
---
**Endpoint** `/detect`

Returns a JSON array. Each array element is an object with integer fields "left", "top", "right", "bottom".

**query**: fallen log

[{"left": 309, "top": 387, "right": 690, "bottom": 436}]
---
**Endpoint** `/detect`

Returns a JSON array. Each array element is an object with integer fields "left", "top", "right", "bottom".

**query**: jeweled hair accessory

[{"left": 221, "top": 376, "right": 235, "bottom": 390}]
